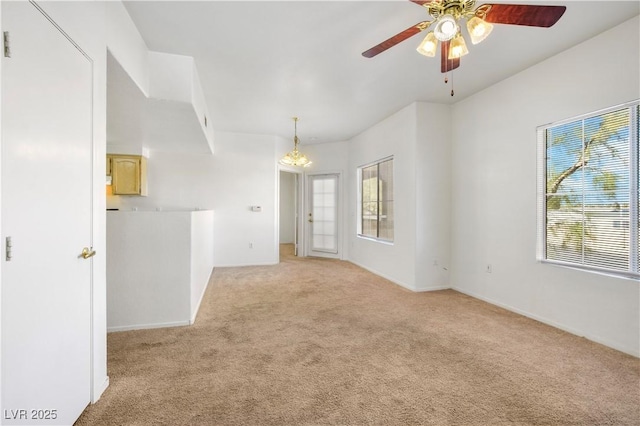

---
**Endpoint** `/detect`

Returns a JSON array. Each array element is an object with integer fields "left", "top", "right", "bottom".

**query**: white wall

[
  {"left": 103, "top": 5, "right": 638, "bottom": 357},
  {"left": 300, "top": 140, "right": 350, "bottom": 259},
  {"left": 415, "top": 102, "right": 452, "bottom": 291},
  {"left": 107, "top": 212, "right": 191, "bottom": 331},
  {"left": 346, "top": 102, "right": 452, "bottom": 291},
  {"left": 450, "top": 16, "right": 640, "bottom": 356},
  {"left": 109, "top": 132, "right": 280, "bottom": 267},
  {"left": 106, "top": 1, "right": 149, "bottom": 96},
  {"left": 348, "top": 104, "right": 418, "bottom": 289},
  {"left": 107, "top": 210, "right": 213, "bottom": 331},
  {"left": 190, "top": 210, "right": 214, "bottom": 322},
  {"left": 109, "top": 134, "right": 350, "bottom": 268},
  {"left": 279, "top": 171, "right": 296, "bottom": 244}
]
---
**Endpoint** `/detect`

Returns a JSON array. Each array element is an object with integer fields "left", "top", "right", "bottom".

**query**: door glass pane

[{"left": 311, "top": 175, "right": 338, "bottom": 253}]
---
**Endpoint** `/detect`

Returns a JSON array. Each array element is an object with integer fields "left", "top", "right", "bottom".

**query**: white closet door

[{"left": 1, "top": 2, "right": 93, "bottom": 424}]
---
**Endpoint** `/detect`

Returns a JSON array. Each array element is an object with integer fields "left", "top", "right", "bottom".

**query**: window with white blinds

[
  {"left": 537, "top": 101, "right": 639, "bottom": 278},
  {"left": 358, "top": 157, "right": 394, "bottom": 242}
]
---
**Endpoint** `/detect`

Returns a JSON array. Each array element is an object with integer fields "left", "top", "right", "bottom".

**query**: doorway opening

[{"left": 278, "top": 170, "right": 303, "bottom": 260}]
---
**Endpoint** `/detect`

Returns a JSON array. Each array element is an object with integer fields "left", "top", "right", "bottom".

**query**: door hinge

[
  {"left": 3, "top": 31, "right": 11, "bottom": 58},
  {"left": 6, "top": 236, "right": 12, "bottom": 261}
]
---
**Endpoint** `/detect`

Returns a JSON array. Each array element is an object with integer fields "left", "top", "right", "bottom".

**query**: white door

[
  {"left": 1, "top": 2, "right": 93, "bottom": 425},
  {"left": 308, "top": 174, "right": 340, "bottom": 258}
]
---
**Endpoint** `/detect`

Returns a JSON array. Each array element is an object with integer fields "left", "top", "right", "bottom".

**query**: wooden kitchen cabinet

[{"left": 107, "top": 154, "right": 147, "bottom": 196}]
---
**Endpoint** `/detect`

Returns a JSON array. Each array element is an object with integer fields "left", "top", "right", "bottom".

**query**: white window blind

[
  {"left": 358, "top": 157, "right": 394, "bottom": 242},
  {"left": 537, "top": 101, "right": 639, "bottom": 278}
]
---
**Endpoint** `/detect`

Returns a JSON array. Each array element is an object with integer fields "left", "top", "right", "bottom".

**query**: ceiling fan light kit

[
  {"left": 448, "top": 33, "right": 469, "bottom": 59},
  {"left": 416, "top": 31, "right": 438, "bottom": 57},
  {"left": 279, "top": 117, "right": 312, "bottom": 168},
  {"left": 433, "top": 14, "right": 459, "bottom": 41},
  {"left": 466, "top": 15, "right": 493, "bottom": 44},
  {"left": 363, "top": 0, "right": 567, "bottom": 95}
]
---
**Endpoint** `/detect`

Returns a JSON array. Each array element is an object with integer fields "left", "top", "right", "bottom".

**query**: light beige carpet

[{"left": 76, "top": 244, "right": 639, "bottom": 425}]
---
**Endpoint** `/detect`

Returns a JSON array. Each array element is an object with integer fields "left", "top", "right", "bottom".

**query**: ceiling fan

[{"left": 362, "top": 0, "right": 566, "bottom": 91}]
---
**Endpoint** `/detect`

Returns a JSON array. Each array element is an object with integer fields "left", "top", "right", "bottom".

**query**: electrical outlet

[
  {"left": 486, "top": 264, "right": 492, "bottom": 273},
  {"left": 249, "top": 242, "right": 253, "bottom": 249},
  {"left": 433, "top": 260, "right": 438, "bottom": 266}
]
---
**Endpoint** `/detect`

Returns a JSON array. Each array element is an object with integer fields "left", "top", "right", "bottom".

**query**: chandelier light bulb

[
  {"left": 434, "top": 15, "right": 458, "bottom": 42},
  {"left": 466, "top": 16, "right": 494, "bottom": 45},
  {"left": 448, "top": 33, "right": 469, "bottom": 59},
  {"left": 416, "top": 32, "right": 437, "bottom": 57}
]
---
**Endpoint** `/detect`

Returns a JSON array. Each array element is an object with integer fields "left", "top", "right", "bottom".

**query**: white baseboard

[
  {"left": 348, "top": 260, "right": 452, "bottom": 293},
  {"left": 190, "top": 269, "right": 213, "bottom": 324},
  {"left": 214, "top": 261, "right": 278, "bottom": 267},
  {"left": 107, "top": 320, "right": 191, "bottom": 333},
  {"left": 344, "top": 260, "right": 638, "bottom": 357},
  {"left": 414, "top": 285, "right": 451, "bottom": 293},
  {"left": 348, "top": 260, "right": 417, "bottom": 292},
  {"left": 452, "top": 286, "right": 640, "bottom": 358},
  {"left": 92, "top": 376, "right": 109, "bottom": 403}
]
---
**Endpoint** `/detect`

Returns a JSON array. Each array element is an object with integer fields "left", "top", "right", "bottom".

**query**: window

[
  {"left": 358, "top": 157, "right": 394, "bottom": 242},
  {"left": 537, "top": 101, "right": 639, "bottom": 278}
]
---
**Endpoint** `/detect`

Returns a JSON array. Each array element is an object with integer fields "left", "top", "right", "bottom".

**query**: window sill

[
  {"left": 539, "top": 259, "right": 640, "bottom": 281},
  {"left": 357, "top": 234, "right": 394, "bottom": 246}
]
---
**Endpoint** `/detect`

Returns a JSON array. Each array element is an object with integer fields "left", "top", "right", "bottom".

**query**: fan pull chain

[
  {"left": 451, "top": 71, "right": 454, "bottom": 97},
  {"left": 443, "top": 60, "right": 454, "bottom": 96}
]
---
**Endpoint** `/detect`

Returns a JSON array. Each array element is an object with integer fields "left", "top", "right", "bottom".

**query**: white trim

[
  {"left": 306, "top": 172, "right": 342, "bottom": 259},
  {"left": 536, "top": 100, "right": 640, "bottom": 277},
  {"left": 356, "top": 234, "right": 394, "bottom": 245},
  {"left": 357, "top": 154, "right": 394, "bottom": 170},
  {"left": 350, "top": 259, "right": 449, "bottom": 293},
  {"left": 0, "top": 2, "right": 4, "bottom": 410},
  {"left": 537, "top": 99, "right": 640, "bottom": 130},
  {"left": 277, "top": 166, "right": 305, "bottom": 260},
  {"left": 356, "top": 157, "right": 394, "bottom": 243},
  {"left": 107, "top": 320, "right": 191, "bottom": 333},
  {"left": 536, "top": 127, "right": 546, "bottom": 262},
  {"left": 414, "top": 285, "right": 451, "bottom": 293},
  {"left": 540, "top": 259, "right": 639, "bottom": 281},
  {"left": 452, "top": 286, "right": 640, "bottom": 358},
  {"left": 629, "top": 104, "right": 638, "bottom": 273},
  {"left": 349, "top": 259, "right": 415, "bottom": 292},
  {"left": 190, "top": 269, "right": 213, "bottom": 324},
  {"left": 214, "top": 261, "right": 279, "bottom": 268},
  {"left": 92, "top": 377, "right": 109, "bottom": 404}
]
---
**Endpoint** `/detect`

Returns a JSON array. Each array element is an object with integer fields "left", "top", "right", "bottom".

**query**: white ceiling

[{"left": 122, "top": 0, "right": 640, "bottom": 144}]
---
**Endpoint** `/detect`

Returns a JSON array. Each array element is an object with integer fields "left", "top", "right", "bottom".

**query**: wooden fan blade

[
  {"left": 440, "top": 40, "right": 460, "bottom": 73},
  {"left": 483, "top": 4, "right": 566, "bottom": 28},
  {"left": 362, "top": 21, "right": 429, "bottom": 58},
  {"left": 409, "top": 0, "right": 431, "bottom": 6}
]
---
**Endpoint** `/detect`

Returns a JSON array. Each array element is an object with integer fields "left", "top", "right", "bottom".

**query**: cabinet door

[
  {"left": 112, "top": 156, "right": 140, "bottom": 195},
  {"left": 106, "top": 154, "right": 112, "bottom": 176}
]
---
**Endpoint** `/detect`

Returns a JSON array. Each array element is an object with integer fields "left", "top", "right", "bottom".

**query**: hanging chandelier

[{"left": 279, "top": 117, "right": 312, "bottom": 168}]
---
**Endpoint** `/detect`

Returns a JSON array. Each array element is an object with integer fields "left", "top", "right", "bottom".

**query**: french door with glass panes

[{"left": 307, "top": 174, "right": 340, "bottom": 258}]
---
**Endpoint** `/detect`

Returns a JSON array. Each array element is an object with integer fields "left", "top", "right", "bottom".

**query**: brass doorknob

[{"left": 81, "top": 247, "right": 96, "bottom": 259}]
